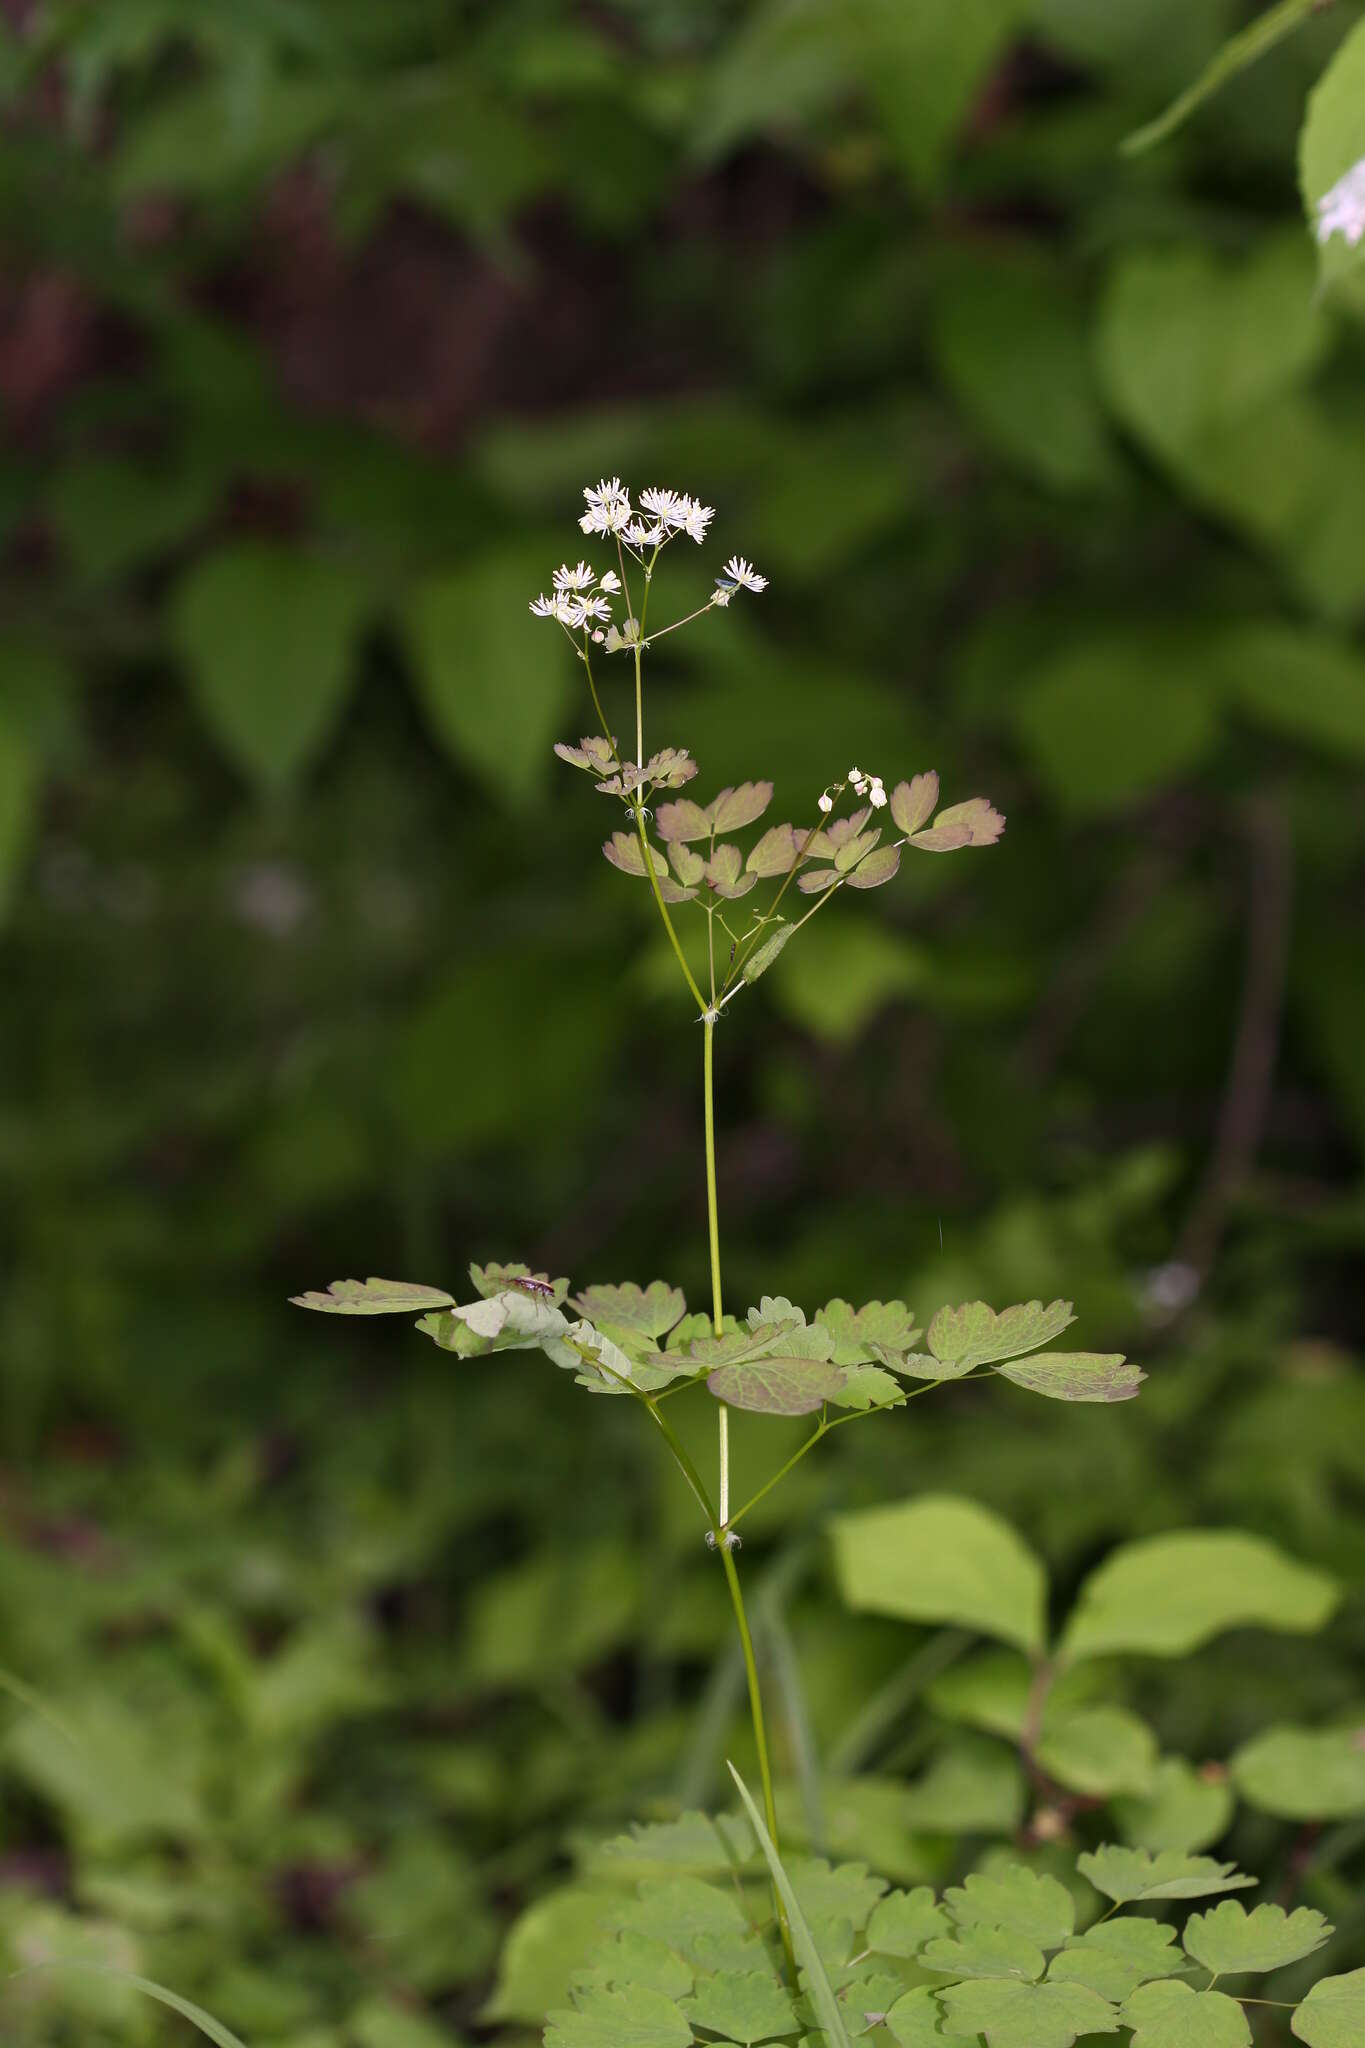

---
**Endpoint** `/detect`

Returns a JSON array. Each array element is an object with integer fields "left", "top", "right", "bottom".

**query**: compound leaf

[
  {"left": 746, "top": 823, "right": 799, "bottom": 875},
  {"left": 814, "top": 1298, "right": 920, "bottom": 1365}
]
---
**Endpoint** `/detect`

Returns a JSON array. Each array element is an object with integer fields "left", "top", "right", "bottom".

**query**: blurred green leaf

[
  {"left": 172, "top": 543, "right": 369, "bottom": 788},
  {"left": 1060, "top": 1530, "right": 1339, "bottom": 1661},
  {"left": 832, "top": 1495, "right": 1048, "bottom": 1652}
]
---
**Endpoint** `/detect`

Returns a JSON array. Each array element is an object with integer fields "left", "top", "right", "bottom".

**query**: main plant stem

[
  {"left": 703, "top": 1015, "right": 729, "bottom": 1524},
  {"left": 642, "top": 1394, "right": 794, "bottom": 1976}
]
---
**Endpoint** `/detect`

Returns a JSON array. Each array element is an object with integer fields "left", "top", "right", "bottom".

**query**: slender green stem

[
  {"left": 635, "top": 797, "right": 708, "bottom": 1013},
  {"left": 720, "top": 1536, "right": 796, "bottom": 1978},
  {"left": 703, "top": 1014, "right": 729, "bottom": 1524},
  {"left": 642, "top": 1396, "right": 718, "bottom": 1524},
  {"left": 642, "top": 597, "right": 718, "bottom": 645}
]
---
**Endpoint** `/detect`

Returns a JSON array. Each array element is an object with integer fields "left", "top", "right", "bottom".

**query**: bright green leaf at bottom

[
  {"left": 1121, "top": 1979, "right": 1250, "bottom": 2048},
  {"left": 944, "top": 1865, "right": 1075, "bottom": 1948},
  {"left": 1292, "top": 1969, "right": 1365, "bottom": 2047},
  {"left": 884, "top": 1985, "right": 943, "bottom": 2047},
  {"left": 544, "top": 1984, "right": 693, "bottom": 2048},
  {"left": 1183, "top": 1901, "right": 1331, "bottom": 1977},
  {"left": 681, "top": 1969, "right": 797, "bottom": 2043},
  {"left": 1047, "top": 1918, "right": 1184, "bottom": 2004},
  {"left": 938, "top": 1976, "right": 1118, "bottom": 2047}
]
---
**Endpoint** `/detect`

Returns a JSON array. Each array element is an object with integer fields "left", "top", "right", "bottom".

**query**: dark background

[{"left": 1, "top": 3, "right": 1364, "bottom": 2044}]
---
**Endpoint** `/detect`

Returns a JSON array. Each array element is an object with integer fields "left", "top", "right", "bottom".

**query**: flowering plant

[{"left": 294, "top": 484, "right": 1361, "bottom": 2048}]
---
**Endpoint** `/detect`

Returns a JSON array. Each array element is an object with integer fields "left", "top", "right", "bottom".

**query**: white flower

[
  {"left": 674, "top": 494, "right": 714, "bottom": 542},
  {"left": 869, "top": 783, "right": 887, "bottom": 809},
  {"left": 584, "top": 476, "right": 629, "bottom": 511},
  {"left": 580, "top": 498, "right": 633, "bottom": 536},
  {"left": 712, "top": 585, "right": 733, "bottom": 607},
  {"left": 722, "top": 554, "right": 767, "bottom": 592},
  {"left": 530, "top": 592, "right": 559, "bottom": 618},
  {"left": 625, "top": 518, "right": 666, "bottom": 546},
  {"left": 848, "top": 765, "right": 862, "bottom": 781},
  {"left": 599, "top": 569, "right": 622, "bottom": 593},
  {"left": 577, "top": 593, "right": 613, "bottom": 622},
  {"left": 817, "top": 793, "right": 834, "bottom": 814},
  {"left": 639, "top": 486, "right": 680, "bottom": 519},
  {"left": 553, "top": 560, "right": 596, "bottom": 591},
  {"left": 1316, "top": 158, "right": 1365, "bottom": 247}
]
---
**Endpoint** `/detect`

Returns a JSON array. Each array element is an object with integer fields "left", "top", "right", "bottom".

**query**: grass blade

[
  {"left": 1121, "top": 0, "right": 1317, "bottom": 156},
  {"left": 9, "top": 1964, "right": 249, "bottom": 2048},
  {"left": 726, "top": 1759, "right": 852, "bottom": 2048}
]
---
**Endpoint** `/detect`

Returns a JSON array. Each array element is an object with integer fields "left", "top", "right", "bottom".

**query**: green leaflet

[
  {"left": 1061, "top": 1530, "right": 1340, "bottom": 1661},
  {"left": 1122, "top": 1978, "right": 1252, "bottom": 2047},
  {"left": 831, "top": 1495, "right": 1048, "bottom": 1653},
  {"left": 1078, "top": 1845, "right": 1257, "bottom": 1905},
  {"left": 290, "top": 1276, "right": 456, "bottom": 1314},
  {"left": 1231, "top": 1723, "right": 1365, "bottom": 1820},
  {"left": 1293, "top": 1969, "right": 1365, "bottom": 2048},
  {"left": 1182, "top": 1900, "right": 1331, "bottom": 1976}
]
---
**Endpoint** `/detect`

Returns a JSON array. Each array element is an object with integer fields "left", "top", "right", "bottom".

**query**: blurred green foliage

[{"left": 0, "top": 0, "right": 1363, "bottom": 2043}]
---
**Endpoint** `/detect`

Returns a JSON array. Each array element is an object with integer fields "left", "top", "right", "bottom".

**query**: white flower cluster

[
  {"left": 529, "top": 559, "right": 623, "bottom": 629},
  {"left": 530, "top": 480, "right": 767, "bottom": 635},
  {"left": 1315, "top": 157, "right": 1365, "bottom": 248},
  {"left": 579, "top": 477, "right": 715, "bottom": 547}
]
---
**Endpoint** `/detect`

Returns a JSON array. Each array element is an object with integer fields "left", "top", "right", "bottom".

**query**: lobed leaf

[
  {"left": 1077, "top": 1845, "right": 1256, "bottom": 1905},
  {"left": 555, "top": 735, "right": 618, "bottom": 773},
  {"left": 471, "top": 1261, "right": 570, "bottom": 1305},
  {"left": 290, "top": 1277, "right": 455, "bottom": 1315},
  {"left": 906, "top": 820, "right": 972, "bottom": 851},
  {"left": 865, "top": 1887, "right": 948, "bottom": 1959},
  {"left": 825, "top": 1362, "right": 905, "bottom": 1410},
  {"left": 654, "top": 798, "right": 710, "bottom": 843},
  {"left": 996, "top": 1351, "right": 1144, "bottom": 1403},
  {"left": 833, "top": 827, "right": 881, "bottom": 873},
  {"left": 936, "top": 1977, "right": 1118, "bottom": 2048},
  {"left": 668, "top": 843, "right": 705, "bottom": 887},
  {"left": 709, "top": 781, "right": 774, "bottom": 833},
  {"left": 814, "top": 1298, "right": 920, "bottom": 1365},
  {"left": 680, "top": 1321, "right": 797, "bottom": 1367},
  {"left": 603, "top": 830, "right": 668, "bottom": 878},
  {"left": 1048, "top": 1919, "right": 1184, "bottom": 2004},
  {"left": 932, "top": 796, "right": 1005, "bottom": 845},
  {"left": 745, "top": 823, "right": 799, "bottom": 876},
  {"left": 920, "top": 1922, "right": 1045, "bottom": 1981},
  {"left": 1293, "top": 1969, "right": 1365, "bottom": 2048},
  {"left": 681, "top": 1970, "right": 797, "bottom": 2043},
  {"left": 544, "top": 1983, "right": 693, "bottom": 2048},
  {"left": 571, "top": 1281, "right": 687, "bottom": 1340},
  {"left": 924, "top": 1298, "right": 1076, "bottom": 1369},
  {"left": 944, "top": 1865, "right": 1074, "bottom": 1949},
  {"left": 845, "top": 843, "right": 901, "bottom": 887},
  {"left": 1183, "top": 1900, "right": 1331, "bottom": 1977},
  {"left": 707, "top": 1355, "right": 846, "bottom": 1416},
  {"left": 643, "top": 747, "right": 698, "bottom": 789},
  {"left": 795, "top": 866, "right": 840, "bottom": 893},
  {"left": 706, "top": 843, "right": 758, "bottom": 899},
  {"left": 1121, "top": 1978, "right": 1250, "bottom": 2048},
  {"left": 890, "top": 771, "right": 939, "bottom": 836}
]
